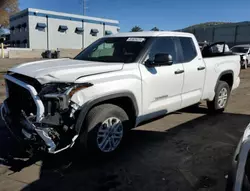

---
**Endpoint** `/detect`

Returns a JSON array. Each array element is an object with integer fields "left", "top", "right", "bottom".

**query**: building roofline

[
  {"left": 10, "top": 8, "right": 29, "bottom": 20},
  {"left": 10, "top": 8, "right": 119, "bottom": 26}
]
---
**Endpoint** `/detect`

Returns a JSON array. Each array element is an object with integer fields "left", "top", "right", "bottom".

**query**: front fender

[{"left": 74, "top": 91, "right": 139, "bottom": 135}]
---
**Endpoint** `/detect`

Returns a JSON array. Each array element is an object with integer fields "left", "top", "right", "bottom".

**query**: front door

[
  {"left": 139, "top": 37, "right": 184, "bottom": 118},
  {"left": 177, "top": 37, "right": 206, "bottom": 108}
]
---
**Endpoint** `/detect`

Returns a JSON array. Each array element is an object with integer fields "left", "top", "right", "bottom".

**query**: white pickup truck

[{"left": 1, "top": 31, "right": 240, "bottom": 154}]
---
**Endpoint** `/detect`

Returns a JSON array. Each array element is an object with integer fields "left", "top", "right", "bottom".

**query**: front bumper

[
  {"left": 1, "top": 74, "right": 79, "bottom": 154},
  {"left": 1, "top": 101, "right": 57, "bottom": 153}
]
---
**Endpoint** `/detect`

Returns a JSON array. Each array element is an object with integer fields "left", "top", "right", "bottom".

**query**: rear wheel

[
  {"left": 78, "top": 104, "right": 129, "bottom": 154},
  {"left": 207, "top": 81, "right": 230, "bottom": 113}
]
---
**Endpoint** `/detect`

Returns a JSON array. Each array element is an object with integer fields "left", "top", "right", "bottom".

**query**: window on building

[
  {"left": 17, "top": 24, "right": 22, "bottom": 32},
  {"left": 23, "top": 39, "right": 28, "bottom": 48},
  {"left": 90, "top": 29, "right": 99, "bottom": 36},
  {"left": 179, "top": 37, "right": 197, "bottom": 62},
  {"left": 10, "top": 26, "right": 14, "bottom": 34},
  {"left": 36, "top": 23, "right": 47, "bottom": 32},
  {"left": 58, "top": 25, "right": 68, "bottom": 33},
  {"left": 16, "top": 40, "right": 20, "bottom": 47},
  {"left": 105, "top": 30, "right": 112, "bottom": 35},
  {"left": 75, "top": 27, "right": 84, "bottom": 34},
  {"left": 146, "top": 37, "right": 179, "bottom": 64},
  {"left": 14, "top": 27, "right": 19, "bottom": 33},
  {"left": 22, "top": 23, "right": 27, "bottom": 31}
]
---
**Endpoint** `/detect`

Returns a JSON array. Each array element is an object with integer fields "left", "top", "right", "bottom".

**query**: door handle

[
  {"left": 174, "top": 69, "right": 184, "bottom": 74},
  {"left": 197, "top": 66, "right": 206, "bottom": 71}
]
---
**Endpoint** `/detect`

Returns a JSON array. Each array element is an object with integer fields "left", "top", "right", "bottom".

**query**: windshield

[
  {"left": 74, "top": 37, "right": 150, "bottom": 63},
  {"left": 231, "top": 46, "right": 249, "bottom": 53}
]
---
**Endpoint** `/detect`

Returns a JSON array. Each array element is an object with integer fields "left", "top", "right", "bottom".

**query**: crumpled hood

[{"left": 9, "top": 58, "right": 124, "bottom": 84}]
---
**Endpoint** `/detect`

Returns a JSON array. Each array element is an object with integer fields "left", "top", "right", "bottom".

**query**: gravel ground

[{"left": 0, "top": 58, "right": 249, "bottom": 191}]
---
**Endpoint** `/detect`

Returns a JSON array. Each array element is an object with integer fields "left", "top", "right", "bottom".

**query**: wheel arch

[
  {"left": 74, "top": 91, "right": 139, "bottom": 135},
  {"left": 215, "top": 70, "right": 234, "bottom": 91}
]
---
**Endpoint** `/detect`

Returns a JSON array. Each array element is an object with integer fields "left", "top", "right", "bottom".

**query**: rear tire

[
  {"left": 207, "top": 81, "right": 230, "bottom": 113},
  {"left": 78, "top": 104, "right": 129, "bottom": 155}
]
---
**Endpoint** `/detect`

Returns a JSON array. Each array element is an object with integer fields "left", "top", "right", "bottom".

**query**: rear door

[{"left": 177, "top": 37, "right": 206, "bottom": 108}]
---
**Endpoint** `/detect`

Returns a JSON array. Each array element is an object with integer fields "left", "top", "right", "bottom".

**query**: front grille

[
  {"left": 6, "top": 79, "right": 37, "bottom": 116},
  {"left": 9, "top": 73, "right": 42, "bottom": 92}
]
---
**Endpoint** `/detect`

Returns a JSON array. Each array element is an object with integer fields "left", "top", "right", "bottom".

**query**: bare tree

[{"left": 0, "top": 0, "right": 19, "bottom": 28}]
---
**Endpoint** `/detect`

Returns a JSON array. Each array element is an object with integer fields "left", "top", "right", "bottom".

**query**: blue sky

[{"left": 19, "top": 0, "right": 249, "bottom": 32}]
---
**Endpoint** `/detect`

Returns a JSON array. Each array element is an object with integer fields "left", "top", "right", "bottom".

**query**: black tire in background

[
  {"left": 78, "top": 104, "right": 129, "bottom": 155},
  {"left": 207, "top": 81, "right": 230, "bottom": 113}
]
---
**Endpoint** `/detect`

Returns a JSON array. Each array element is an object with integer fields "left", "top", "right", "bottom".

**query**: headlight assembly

[
  {"left": 39, "top": 82, "right": 93, "bottom": 112},
  {"left": 39, "top": 82, "right": 93, "bottom": 97}
]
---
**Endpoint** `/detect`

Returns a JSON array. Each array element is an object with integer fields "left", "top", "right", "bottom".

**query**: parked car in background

[
  {"left": 1, "top": 31, "right": 241, "bottom": 155},
  {"left": 231, "top": 44, "right": 250, "bottom": 69}
]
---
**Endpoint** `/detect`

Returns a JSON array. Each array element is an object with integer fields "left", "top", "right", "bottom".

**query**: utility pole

[{"left": 82, "top": 0, "right": 88, "bottom": 16}]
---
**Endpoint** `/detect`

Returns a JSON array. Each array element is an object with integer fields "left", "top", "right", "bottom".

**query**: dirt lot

[{"left": 0, "top": 58, "right": 249, "bottom": 191}]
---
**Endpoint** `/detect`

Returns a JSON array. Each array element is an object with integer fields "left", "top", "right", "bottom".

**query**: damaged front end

[{"left": 1, "top": 74, "right": 92, "bottom": 154}]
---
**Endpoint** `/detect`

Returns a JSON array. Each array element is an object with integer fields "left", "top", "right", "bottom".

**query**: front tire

[
  {"left": 207, "top": 81, "right": 230, "bottom": 113},
  {"left": 79, "top": 104, "right": 129, "bottom": 154}
]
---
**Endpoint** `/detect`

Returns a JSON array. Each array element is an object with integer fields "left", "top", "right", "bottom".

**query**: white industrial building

[{"left": 9, "top": 8, "right": 120, "bottom": 50}]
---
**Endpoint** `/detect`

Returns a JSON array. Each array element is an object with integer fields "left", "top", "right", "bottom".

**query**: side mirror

[{"left": 154, "top": 53, "right": 173, "bottom": 66}]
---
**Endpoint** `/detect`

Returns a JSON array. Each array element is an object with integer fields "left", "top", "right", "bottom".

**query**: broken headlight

[
  {"left": 39, "top": 82, "right": 93, "bottom": 113},
  {"left": 39, "top": 82, "right": 93, "bottom": 97}
]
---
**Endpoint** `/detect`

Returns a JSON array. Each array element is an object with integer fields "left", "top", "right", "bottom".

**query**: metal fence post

[
  {"left": 212, "top": 27, "right": 215, "bottom": 43},
  {"left": 234, "top": 25, "right": 239, "bottom": 46},
  {"left": 1, "top": 43, "right": 4, "bottom": 58}
]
